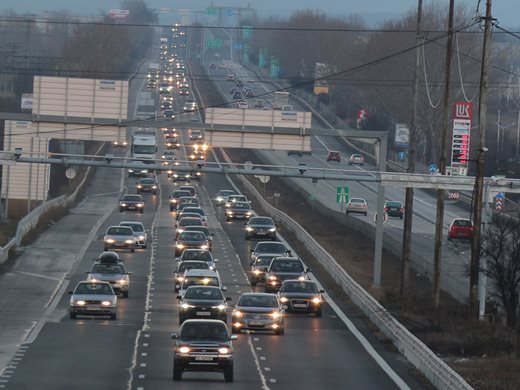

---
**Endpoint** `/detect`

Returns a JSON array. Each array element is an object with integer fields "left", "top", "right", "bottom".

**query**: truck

[
  {"left": 272, "top": 91, "right": 290, "bottom": 110},
  {"left": 160, "top": 37, "right": 168, "bottom": 49},
  {"left": 148, "top": 63, "right": 159, "bottom": 79},
  {"left": 132, "top": 133, "right": 157, "bottom": 165}
]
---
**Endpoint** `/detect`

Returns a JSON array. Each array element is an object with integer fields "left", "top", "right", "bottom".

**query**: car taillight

[
  {"left": 400, "top": 208, "right": 404, "bottom": 212},
  {"left": 384, "top": 207, "right": 389, "bottom": 212}
]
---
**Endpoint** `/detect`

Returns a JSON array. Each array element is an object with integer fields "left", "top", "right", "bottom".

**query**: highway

[
  {"left": 0, "top": 34, "right": 426, "bottom": 389},
  {"left": 205, "top": 56, "right": 475, "bottom": 301}
]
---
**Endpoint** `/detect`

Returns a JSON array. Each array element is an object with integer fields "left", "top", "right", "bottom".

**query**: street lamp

[{"left": 495, "top": 110, "right": 517, "bottom": 166}]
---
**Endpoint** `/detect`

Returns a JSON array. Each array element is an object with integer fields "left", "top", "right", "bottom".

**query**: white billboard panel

[
  {"left": 206, "top": 108, "right": 312, "bottom": 129},
  {"left": 394, "top": 123, "right": 409, "bottom": 148},
  {"left": 33, "top": 76, "right": 128, "bottom": 120},
  {"left": 205, "top": 130, "right": 311, "bottom": 152}
]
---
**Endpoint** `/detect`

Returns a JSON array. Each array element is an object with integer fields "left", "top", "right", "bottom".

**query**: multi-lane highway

[{"left": 0, "top": 34, "right": 427, "bottom": 389}]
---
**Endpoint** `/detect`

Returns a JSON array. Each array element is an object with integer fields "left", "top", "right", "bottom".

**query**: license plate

[
  {"left": 87, "top": 306, "right": 100, "bottom": 311},
  {"left": 293, "top": 303, "right": 307, "bottom": 308},
  {"left": 128, "top": 206, "right": 136, "bottom": 210},
  {"left": 195, "top": 356, "right": 213, "bottom": 361},
  {"left": 249, "top": 320, "right": 264, "bottom": 326},
  {"left": 196, "top": 311, "right": 211, "bottom": 316},
  {"left": 257, "top": 232, "right": 266, "bottom": 235}
]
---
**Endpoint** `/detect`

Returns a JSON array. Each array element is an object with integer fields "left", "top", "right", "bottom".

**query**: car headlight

[
  {"left": 137, "top": 204, "right": 143, "bottom": 207},
  {"left": 269, "top": 228, "right": 276, "bottom": 232},
  {"left": 105, "top": 238, "right": 115, "bottom": 243},
  {"left": 138, "top": 235, "right": 145, "bottom": 240},
  {"left": 173, "top": 174, "right": 179, "bottom": 178},
  {"left": 233, "top": 310, "right": 242, "bottom": 317},
  {"left": 101, "top": 301, "right": 112, "bottom": 306},
  {"left": 118, "top": 279, "right": 127, "bottom": 285},
  {"left": 246, "top": 212, "right": 252, "bottom": 216},
  {"left": 212, "top": 304, "right": 226, "bottom": 311},
  {"left": 121, "top": 203, "right": 127, "bottom": 207},
  {"left": 152, "top": 186, "right": 157, "bottom": 189},
  {"left": 181, "top": 303, "right": 195, "bottom": 309},
  {"left": 88, "top": 277, "right": 97, "bottom": 282},
  {"left": 271, "top": 311, "right": 281, "bottom": 319},
  {"left": 226, "top": 211, "right": 233, "bottom": 215},
  {"left": 176, "top": 243, "right": 185, "bottom": 249},
  {"left": 75, "top": 300, "right": 86, "bottom": 306},
  {"left": 178, "top": 346, "right": 190, "bottom": 354},
  {"left": 297, "top": 275, "right": 306, "bottom": 281},
  {"left": 280, "top": 297, "right": 289, "bottom": 303},
  {"left": 171, "top": 199, "right": 178, "bottom": 203},
  {"left": 218, "top": 347, "right": 230, "bottom": 354},
  {"left": 177, "top": 228, "right": 184, "bottom": 234},
  {"left": 268, "top": 275, "right": 277, "bottom": 281},
  {"left": 246, "top": 227, "right": 253, "bottom": 232},
  {"left": 216, "top": 197, "right": 223, "bottom": 202},
  {"left": 201, "top": 278, "right": 211, "bottom": 285},
  {"left": 137, "top": 185, "right": 143, "bottom": 189},
  {"left": 125, "top": 239, "right": 134, "bottom": 244},
  {"left": 176, "top": 276, "right": 184, "bottom": 282},
  {"left": 312, "top": 297, "right": 321, "bottom": 304},
  {"left": 200, "top": 245, "right": 208, "bottom": 250}
]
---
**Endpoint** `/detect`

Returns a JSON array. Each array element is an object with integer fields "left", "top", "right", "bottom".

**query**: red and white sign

[
  {"left": 448, "top": 191, "right": 460, "bottom": 200},
  {"left": 451, "top": 102, "right": 473, "bottom": 172},
  {"left": 453, "top": 101, "right": 473, "bottom": 120},
  {"left": 495, "top": 198, "right": 503, "bottom": 212},
  {"left": 108, "top": 9, "right": 130, "bottom": 19}
]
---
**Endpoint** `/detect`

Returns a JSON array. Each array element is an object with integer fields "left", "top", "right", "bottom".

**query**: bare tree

[{"left": 481, "top": 215, "right": 520, "bottom": 327}]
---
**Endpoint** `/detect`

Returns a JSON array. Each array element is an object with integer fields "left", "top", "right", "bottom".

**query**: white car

[
  {"left": 238, "top": 100, "right": 248, "bottom": 109},
  {"left": 178, "top": 269, "right": 225, "bottom": 298},
  {"left": 119, "top": 221, "right": 148, "bottom": 248}
]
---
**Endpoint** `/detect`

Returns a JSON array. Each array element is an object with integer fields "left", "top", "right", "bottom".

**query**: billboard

[
  {"left": 450, "top": 101, "right": 473, "bottom": 173},
  {"left": 314, "top": 63, "right": 330, "bottom": 95}
]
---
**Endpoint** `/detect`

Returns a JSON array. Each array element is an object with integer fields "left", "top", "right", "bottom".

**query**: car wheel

[
  {"left": 69, "top": 311, "right": 76, "bottom": 319},
  {"left": 104, "top": 247, "right": 108, "bottom": 251},
  {"left": 345, "top": 211, "right": 349, "bottom": 215},
  {"left": 173, "top": 364, "right": 182, "bottom": 381},
  {"left": 130, "top": 248, "right": 135, "bottom": 253},
  {"left": 226, "top": 217, "right": 231, "bottom": 222},
  {"left": 110, "top": 313, "right": 117, "bottom": 320},
  {"left": 245, "top": 235, "right": 249, "bottom": 240},
  {"left": 123, "top": 291, "right": 129, "bottom": 298},
  {"left": 400, "top": 215, "right": 403, "bottom": 219},
  {"left": 275, "top": 327, "right": 285, "bottom": 335},
  {"left": 179, "top": 316, "right": 184, "bottom": 325},
  {"left": 361, "top": 163, "right": 364, "bottom": 166},
  {"left": 140, "top": 210, "right": 144, "bottom": 214},
  {"left": 315, "top": 308, "right": 322, "bottom": 317},
  {"left": 120, "top": 208, "right": 124, "bottom": 213},
  {"left": 143, "top": 244, "right": 147, "bottom": 249},
  {"left": 447, "top": 236, "right": 452, "bottom": 241},
  {"left": 224, "top": 366, "right": 234, "bottom": 382}
]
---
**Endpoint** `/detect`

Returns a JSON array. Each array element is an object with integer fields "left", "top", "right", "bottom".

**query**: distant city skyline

[{"left": 0, "top": 1, "right": 519, "bottom": 28}]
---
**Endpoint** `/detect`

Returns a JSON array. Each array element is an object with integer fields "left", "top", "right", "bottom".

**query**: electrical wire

[
  {"left": 421, "top": 42, "right": 441, "bottom": 108},
  {"left": 455, "top": 32, "right": 479, "bottom": 102}
]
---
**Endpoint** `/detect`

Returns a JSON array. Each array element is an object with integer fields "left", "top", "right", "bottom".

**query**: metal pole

[
  {"left": 470, "top": 0, "right": 493, "bottom": 320},
  {"left": 401, "top": 0, "right": 423, "bottom": 296},
  {"left": 433, "top": 0, "right": 455, "bottom": 308},
  {"left": 479, "top": 182, "right": 491, "bottom": 319},
  {"left": 373, "top": 135, "right": 388, "bottom": 288},
  {"left": 497, "top": 109, "right": 501, "bottom": 166},
  {"left": 516, "top": 110, "right": 520, "bottom": 158}
]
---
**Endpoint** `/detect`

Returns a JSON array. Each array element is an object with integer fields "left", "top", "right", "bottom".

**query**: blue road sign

[
  {"left": 496, "top": 192, "right": 505, "bottom": 199},
  {"left": 398, "top": 151, "right": 407, "bottom": 161},
  {"left": 428, "top": 164, "right": 438, "bottom": 173}
]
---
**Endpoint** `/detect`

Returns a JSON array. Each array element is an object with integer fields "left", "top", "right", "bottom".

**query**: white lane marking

[
  {"left": 256, "top": 347, "right": 262, "bottom": 351},
  {"left": 14, "top": 271, "right": 62, "bottom": 281},
  {"left": 141, "top": 352, "right": 147, "bottom": 357},
  {"left": 269, "top": 379, "right": 277, "bottom": 383},
  {"left": 140, "top": 363, "right": 146, "bottom": 367},
  {"left": 260, "top": 356, "right": 266, "bottom": 361},
  {"left": 138, "top": 374, "right": 145, "bottom": 379},
  {"left": 142, "top": 343, "right": 148, "bottom": 347},
  {"left": 247, "top": 336, "right": 270, "bottom": 390},
  {"left": 264, "top": 367, "right": 271, "bottom": 371}
]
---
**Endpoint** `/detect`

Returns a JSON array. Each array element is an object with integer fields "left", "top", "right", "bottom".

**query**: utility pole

[
  {"left": 401, "top": 0, "right": 423, "bottom": 296},
  {"left": 433, "top": 0, "right": 455, "bottom": 308},
  {"left": 470, "top": 0, "right": 494, "bottom": 320}
]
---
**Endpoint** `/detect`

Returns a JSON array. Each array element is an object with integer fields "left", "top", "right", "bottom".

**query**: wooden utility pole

[
  {"left": 470, "top": 0, "right": 494, "bottom": 320},
  {"left": 433, "top": 0, "right": 455, "bottom": 307},
  {"left": 400, "top": 0, "right": 423, "bottom": 296}
]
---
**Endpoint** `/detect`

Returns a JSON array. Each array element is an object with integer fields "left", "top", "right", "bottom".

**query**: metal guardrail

[{"left": 228, "top": 158, "right": 472, "bottom": 390}]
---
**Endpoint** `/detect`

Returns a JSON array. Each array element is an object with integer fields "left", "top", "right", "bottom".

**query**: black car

[
  {"left": 137, "top": 177, "right": 158, "bottom": 195},
  {"left": 250, "top": 241, "right": 291, "bottom": 263},
  {"left": 177, "top": 285, "right": 231, "bottom": 324},
  {"left": 172, "top": 319, "right": 236, "bottom": 382},
  {"left": 225, "top": 201, "right": 253, "bottom": 221},
  {"left": 249, "top": 254, "right": 276, "bottom": 286},
  {"left": 384, "top": 201, "right": 404, "bottom": 219},
  {"left": 245, "top": 216, "right": 277, "bottom": 240},
  {"left": 166, "top": 137, "right": 180, "bottom": 150},
  {"left": 175, "top": 230, "right": 209, "bottom": 257},
  {"left": 277, "top": 280, "right": 324, "bottom": 317},
  {"left": 169, "top": 190, "right": 191, "bottom": 211},
  {"left": 264, "top": 257, "right": 309, "bottom": 293},
  {"left": 184, "top": 226, "right": 213, "bottom": 250},
  {"left": 119, "top": 194, "right": 144, "bottom": 213},
  {"left": 174, "top": 260, "right": 210, "bottom": 292}
]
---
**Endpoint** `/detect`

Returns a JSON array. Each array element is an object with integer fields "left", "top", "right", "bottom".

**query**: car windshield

[
  {"left": 180, "top": 322, "right": 228, "bottom": 341},
  {"left": 238, "top": 295, "right": 278, "bottom": 308},
  {"left": 386, "top": 202, "right": 402, "bottom": 208},
  {"left": 329, "top": 152, "right": 339, "bottom": 156},
  {"left": 123, "top": 195, "right": 142, "bottom": 202},
  {"left": 178, "top": 262, "right": 209, "bottom": 272},
  {"left": 256, "top": 242, "right": 286, "bottom": 253},
  {"left": 281, "top": 281, "right": 317, "bottom": 293},
  {"left": 172, "top": 191, "right": 191, "bottom": 198},
  {"left": 184, "top": 208, "right": 204, "bottom": 216},
  {"left": 350, "top": 199, "right": 365, "bottom": 204},
  {"left": 74, "top": 283, "right": 113, "bottom": 295},
  {"left": 184, "top": 287, "right": 223, "bottom": 300},
  {"left": 183, "top": 276, "right": 219, "bottom": 288},
  {"left": 181, "top": 251, "right": 212, "bottom": 262},
  {"left": 106, "top": 227, "right": 133, "bottom": 236},
  {"left": 178, "top": 219, "right": 203, "bottom": 228},
  {"left": 91, "top": 264, "right": 125, "bottom": 274},
  {"left": 249, "top": 217, "right": 272, "bottom": 225},
  {"left": 120, "top": 223, "right": 143, "bottom": 232},
  {"left": 229, "top": 196, "right": 246, "bottom": 202},
  {"left": 140, "top": 179, "right": 155, "bottom": 184},
  {"left": 178, "top": 231, "right": 205, "bottom": 241},
  {"left": 218, "top": 190, "right": 234, "bottom": 197},
  {"left": 256, "top": 256, "right": 275, "bottom": 266},
  {"left": 180, "top": 197, "right": 197, "bottom": 204},
  {"left": 454, "top": 220, "right": 472, "bottom": 227},
  {"left": 185, "top": 227, "right": 210, "bottom": 236},
  {"left": 233, "top": 202, "right": 250, "bottom": 209},
  {"left": 270, "top": 260, "right": 304, "bottom": 273}
]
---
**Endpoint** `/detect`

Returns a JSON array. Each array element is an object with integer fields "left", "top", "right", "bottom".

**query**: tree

[{"left": 481, "top": 215, "right": 520, "bottom": 327}]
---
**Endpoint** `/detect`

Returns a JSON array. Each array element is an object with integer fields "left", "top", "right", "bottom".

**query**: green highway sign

[
  {"left": 336, "top": 186, "right": 350, "bottom": 204},
  {"left": 206, "top": 38, "right": 223, "bottom": 49},
  {"left": 206, "top": 7, "right": 218, "bottom": 15}
]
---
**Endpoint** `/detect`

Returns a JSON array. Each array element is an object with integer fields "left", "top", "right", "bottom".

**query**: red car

[
  {"left": 326, "top": 151, "right": 341, "bottom": 162},
  {"left": 448, "top": 218, "right": 474, "bottom": 241}
]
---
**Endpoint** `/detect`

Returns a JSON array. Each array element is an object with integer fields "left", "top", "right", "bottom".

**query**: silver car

[
  {"left": 103, "top": 226, "right": 136, "bottom": 252},
  {"left": 69, "top": 281, "right": 117, "bottom": 320},
  {"left": 86, "top": 262, "right": 131, "bottom": 298},
  {"left": 119, "top": 221, "right": 148, "bottom": 248},
  {"left": 346, "top": 198, "right": 368, "bottom": 216}
]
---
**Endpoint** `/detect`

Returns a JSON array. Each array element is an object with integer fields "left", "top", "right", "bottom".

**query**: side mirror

[
  {"left": 226, "top": 297, "right": 232, "bottom": 302},
  {"left": 171, "top": 333, "right": 178, "bottom": 340},
  {"left": 210, "top": 233, "right": 215, "bottom": 237},
  {"left": 306, "top": 268, "right": 311, "bottom": 273},
  {"left": 250, "top": 249, "right": 254, "bottom": 253},
  {"left": 127, "top": 272, "right": 133, "bottom": 275},
  {"left": 175, "top": 258, "right": 180, "bottom": 262},
  {"left": 250, "top": 260, "right": 255, "bottom": 265},
  {"left": 176, "top": 295, "right": 182, "bottom": 300},
  {"left": 213, "top": 259, "right": 219, "bottom": 263},
  {"left": 222, "top": 286, "right": 227, "bottom": 292},
  {"left": 288, "top": 250, "right": 292, "bottom": 255},
  {"left": 319, "top": 289, "right": 325, "bottom": 294},
  {"left": 230, "top": 335, "right": 238, "bottom": 340},
  {"left": 68, "top": 291, "right": 73, "bottom": 295},
  {"left": 84, "top": 271, "right": 90, "bottom": 274}
]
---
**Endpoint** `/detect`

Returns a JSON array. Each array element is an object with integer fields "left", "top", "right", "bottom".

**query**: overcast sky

[{"left": 1, "top": 1, "right": 519, "bottom": 28}]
